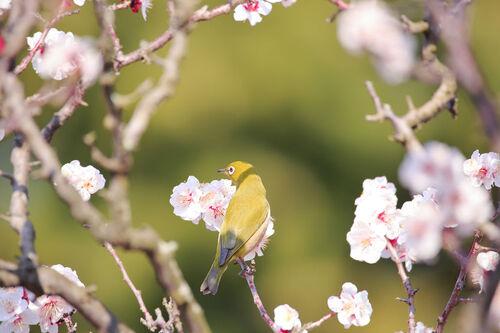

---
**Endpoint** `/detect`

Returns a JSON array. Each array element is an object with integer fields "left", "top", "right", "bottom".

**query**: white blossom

[
  {"left": 0, "top": 0, "right": 11, "bottom": 10},
  {"left": 399, "top": 142, "right": 494, "bottom": 232},
  {"left": 273, "top": 304, "right": 302, "bottom": 332},
  {"left": 415, "top": 322, "right": 433, "bottom": 333},
  {"left": 36, "top": 295, "right": 73, "bottom": 333},
  {"left": 327, "top": 282, "right": 372, "bottom": 329},
  {"left": 463, "top": 150, "right": 499, "bottom": 190},
  {"left": 170, "top": 176, "right": 203, "bottom": 222},
  {"left": 51, "top": 264, "right": 84, "bottom": 288},
  {"left": 233, "top": 0, "right": 273, "bottom": 26},
  {"left": 477, "top": 251, "right": 499, "bottom": 272},
  {"left": 0, "top": 127, "right": 4, "bottom": 141},
  {"left": 337, "top": 0, "right": 415, "bottom": 84},
  {"left": 61, "top": 160, "right": 106, "bottom": 201},
  {"left": 347, "top": 218, "right": 387, "bottom": 264},
  {"left": 0, "top": 288, "right": 29, "bottom": 321},
  {"left": 26, "top": 29, "right": 103, "bottom": 86},
  {"left": 199, "top": 179, "right": 236, "bottom": 231},
  {"left": 0, "top": 304, "right": 39, "bottom": 333},
  {"left": 73, "top": 0, "right": 86, "bottom": 6},
  {"left": 399, "top": 198, "right": 443, "bottom": 262},
  {"left": 281, "top": 0, "right": 296, "bottom": 7}
]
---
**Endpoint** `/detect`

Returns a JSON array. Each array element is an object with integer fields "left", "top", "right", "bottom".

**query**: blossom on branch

[
  {"left": 72, "top": 0, "right": 86, "bottom": 6},
  {"left": 26, "top": 28, "right": 103, "bottom": 87},
  {"left": 472, "top": 251, "right": 499, "bottom": 292},
  {"left": 36, "top": 265, "right": 84, "bottom": 333},
  {"left": 0, "top": 288, "right": 29, "bottom": 321},
  {"left": 336, "top": 0, "right": 416, "bottom": 84},
  {"left": 347, "top": 218, "right": 387, "bottom": 264},
  {"left": 200, "top": 179, "right": 236, "bottom": 231},
  {"left": 234, "top": 0, "right": 281, "bottom": 26},
  {"left": 399, "top": 142, "right": 494, "bottom": 233},
  {"left": 463, "top": 150, "right": 499, "bottom": 190},
  {"left": 0, "top": 304, "right": 39, "bottom": 333},
  {"left": 61, "top": 160, "right": 106, "bottom": 201},
  {"left": 129, "top": 0, "right": 153, "bottom": 21},
  {"left": 415, "top": 321, "right": 434, "bottom": 333},
  {"left": 327, "top": 282, "right": 372, "bottom": 329},
  {"left": 273, "top": 304, "right": 303, "bottom": 332}
]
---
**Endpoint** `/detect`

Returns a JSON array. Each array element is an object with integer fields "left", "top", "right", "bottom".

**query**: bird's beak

[{"left": 217, "top": 168, "right": 226, "bottom": 173}]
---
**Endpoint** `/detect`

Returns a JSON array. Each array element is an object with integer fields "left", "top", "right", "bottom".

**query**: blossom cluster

[
  {"left": 61, "top": 160, "right": 106, "bottom": 201},
  {"left": 26, "top": 28, "right": 102, "bottom": 87},
  {"left": 0, "top": 265, "right": 83, "bottom": 333},
  {"left": 272, "top": 282, "right": 372, "bottom": 331},
  {"left": 233, "top": 0, "right": 295, "bottom": 26},
  {"left": 170, "top": 176, "right": 275, "bottom": 261},
  {"left": 336, "top": 0, "right": 416, "bottom": 84},
  {"left": 347, "top": 142, "right": 496, "bottom": 272},
  {"left": 471, "top": 251, "right": 499, "bottom": 292}
]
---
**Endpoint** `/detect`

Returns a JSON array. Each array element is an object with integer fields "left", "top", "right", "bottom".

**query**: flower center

[
  {"left": 477, "top": 167, "right": 488, "bottom": 179},
  {"left": 244, "top": 0, "right": 259, "bottom": 12}
]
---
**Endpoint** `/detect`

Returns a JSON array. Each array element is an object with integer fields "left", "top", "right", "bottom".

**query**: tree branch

[
  {"left": 386, "top": 240, "right": 417, "bottom": 333},
  {"left": 0, "top": 260, "right": 135, "bottom": 333},
  {"left": 436, "top": 232, "right": 482, "bottom": 333},
  {"left": 237, "top": 260, "right": 278, "bottom": 333}
]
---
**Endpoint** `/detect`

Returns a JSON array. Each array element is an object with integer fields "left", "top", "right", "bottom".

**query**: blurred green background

[{"left": 1, "top": 0, "right": 498, "bottom": 332}]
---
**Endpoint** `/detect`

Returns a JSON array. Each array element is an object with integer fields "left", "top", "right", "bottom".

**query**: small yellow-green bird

[{"left": 200, "top": 161, "right": 271, "bottom": 295}]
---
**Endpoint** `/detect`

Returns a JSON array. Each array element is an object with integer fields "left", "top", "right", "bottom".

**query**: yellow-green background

[{"left": 1, "top": 0, "right": 498, "bottom": 332}]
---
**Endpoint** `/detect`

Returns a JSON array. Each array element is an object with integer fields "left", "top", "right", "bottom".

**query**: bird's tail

[{"left": 200, "top": 262, "right": 227, "bottom": 295}]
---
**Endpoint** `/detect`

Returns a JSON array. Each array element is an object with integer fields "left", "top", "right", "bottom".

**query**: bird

[{"left": 200, "top": 161, "right": 272, "bottom": 295}]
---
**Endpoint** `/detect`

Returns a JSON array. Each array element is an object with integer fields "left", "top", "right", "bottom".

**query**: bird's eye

[{"left": 228, "top": 166, "right": 235, "bottom": 175}]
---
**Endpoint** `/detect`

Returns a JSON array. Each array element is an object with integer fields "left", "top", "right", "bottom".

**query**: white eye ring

[{"left": 228, "top": 166, "right": 235, "bottom": 175}]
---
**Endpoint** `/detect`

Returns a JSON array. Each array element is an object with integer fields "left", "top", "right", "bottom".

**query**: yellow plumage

[{"left": 200, "top": 161, "right": 270, "bottom": 295}]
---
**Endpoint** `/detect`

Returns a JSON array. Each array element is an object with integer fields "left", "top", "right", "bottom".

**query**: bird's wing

[{"left": 218, "top": 187, "right": 269, "bottom": 266}]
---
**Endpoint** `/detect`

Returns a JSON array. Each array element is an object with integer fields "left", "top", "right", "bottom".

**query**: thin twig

[
  {"left": 386, "top": 240, "right": 417, "bottom": 333},
  {"left": 300, "top": 312, "right": 335, "bottom": 332},
  {"left": 104, "top": 242, "right": 156, "bottom": 327},
  {"left": 237, "top": 259, "right": 278, "bottom": 333},
  {"left": 436, "top": 232, "right": 482, "bottom": 333}
]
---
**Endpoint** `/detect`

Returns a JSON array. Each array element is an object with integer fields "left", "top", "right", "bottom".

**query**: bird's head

[{"left": 218, "top": 161, "right": 254, "bottom": 183}]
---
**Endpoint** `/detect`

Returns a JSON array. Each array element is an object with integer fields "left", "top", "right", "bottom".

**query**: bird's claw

[{"left": 237, "top": 260, "right": 256, "bottom": 277}]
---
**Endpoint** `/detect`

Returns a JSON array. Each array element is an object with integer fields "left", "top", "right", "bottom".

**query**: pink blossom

[{"left": 463, "top": 150, "right": 499, "bottom": 190}]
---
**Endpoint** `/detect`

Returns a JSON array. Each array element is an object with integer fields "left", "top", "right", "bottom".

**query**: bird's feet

[{"left": 237, "top": 259, "right": 256, "bottom": 278}]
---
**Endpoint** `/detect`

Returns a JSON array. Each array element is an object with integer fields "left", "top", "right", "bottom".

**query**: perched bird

[{"left": 200, "top": 161, "right": 272, "bottom": 295}]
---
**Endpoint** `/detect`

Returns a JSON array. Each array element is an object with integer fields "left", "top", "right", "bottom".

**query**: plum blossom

[
  {"left": 0, "top": 304, "right": 39, "bottom": 333},
  {"left": 0, "top": 127, "right": 4, "bottom": 142},
  {"left": 199, "top": 179, "right": 236, "bottom": 231},
  {"left": 243, "top": 218, "right": 275, "bottom": 261},
  {"left": 233, "top": 0, "right": 280, "bottom": 26},
  {"left": 399, "top": 198, "right": 443, "bottom": 262},
  {"left": 477, "top": 251, "right": 499, "bottom": 271},
  {"left": 170, "top": 176, "right": 204, "bottom": 222},
  {"left": 26, "top": 29, "right": 103, "bottom": 87},
  {"left": 129, "top": 0, "right": 152, "bottom": 20},
  {"left": 472, "top": 251, "right": 499, "bottom": 292},
  {"left": 0, "top": 288, "right": 29, "bottom": 321},
  {"left": 273, "top": 304, "right": 302, "bottom": 332},
  {"left": 347, "top": 218, "right": 387, "bottom": 264},
  {"left": 0, "top": 0, "right": 11, "bottom": 10},
  {"left": 327, "top": 282, "right": 372, "bottom": 329},
  {"left": 281, "top": 0, "right": 297, "bottom": 7},
  {"left": 61, "top": 160, "right": 106, "bottom": 201},
  {"left": 336, "top": 0, "right": 415, "bottom": 84},
  {"left": 73, "top": 0, "right": 86, "bottom": 6},
  {"left": 354, "top": 177, "right": 401, "bottom": 239},
  {"left": 463, "top": 150, "right": 499, "bottom": 190},
  {"left": 415, "top": 322, "right": 433, "bottom": 333},
  {"left": 399, "top": 142, "right": 494, "bottom": 232},
  {"left": 36, "top": 265, "right": 84, "bottom": 333},
  {"left": 51, "top": 264, "right": 85, "bottom": 288}
]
